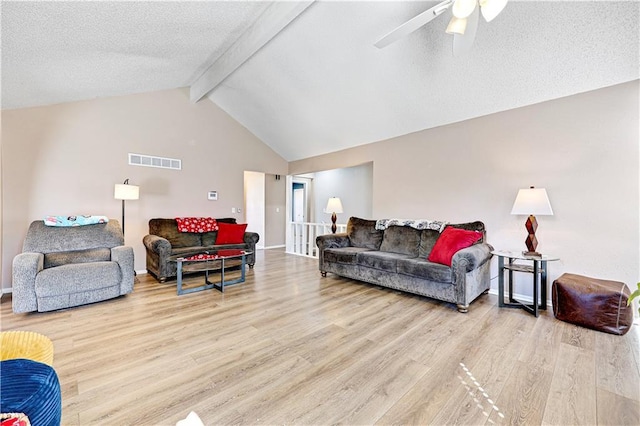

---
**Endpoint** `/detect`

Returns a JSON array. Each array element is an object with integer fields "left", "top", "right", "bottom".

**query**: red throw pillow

[
  {"left": 427, "top": 226, "right": 482, "bottom": 267},
  {"left": 215, "top": 223, "right": 248, "bottom": 244}
]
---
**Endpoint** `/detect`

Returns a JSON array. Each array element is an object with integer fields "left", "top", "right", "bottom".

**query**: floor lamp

[
  {"left": 114, "top": 179, "right": 139, "bottom": 238},
  {"left": 325, "top": 197, "right": 343, "bottom": 234}
]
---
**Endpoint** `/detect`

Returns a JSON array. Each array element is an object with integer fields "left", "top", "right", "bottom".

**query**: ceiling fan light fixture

[
  {"left": 479, "top": 0, "right": 508, "bottom": 22},
  {"left": 452, "top": 0, "right": 477, "bottom": 19},
  {"left": 446, "top": 16, "right": 467, "bottom": 35}
]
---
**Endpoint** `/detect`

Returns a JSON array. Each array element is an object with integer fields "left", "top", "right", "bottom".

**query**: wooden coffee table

[{"left": 169, "top": 249, "right": 252, "bottom": 295}]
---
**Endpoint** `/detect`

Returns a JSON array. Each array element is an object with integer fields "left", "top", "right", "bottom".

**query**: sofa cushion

[
  {"left": 35, "top": 262, "right": 121, "bottom": 296},
  {"left": 418, "top": 229, "right": 441, "bottom": 259},
  {"left": 43, "top": 248, "right": 111, "bottom": 269},
  {"left": 201, "top": 217, "right": 238, "bottom": 246},
  {"left": 397, "top": 258, "right": 452, "bottom": 283},
  {"left": 324, "top": 247, "right": 372, "bottom": 264},
  {"left": 215, "top": 223, "right": 248, "bottom": 244},
  {"left": 428, "top": 226, "right": 483, "bottom": 267},
  {"left": 449, "top": 221, "right": 486, "bottom": 240},
  {"left": 379, "top": 226, "right": 421, "bottom": 256},
  {"left": 356, "top": 251, "right": 413, "bottom": 272},
  {"left": 149, "top": 219, "right": 201, "bottom": 248},
  {"left": 347, "top": 217, "right": 383, "bottom": 250},
  {"left": 23, "top": 220, "right": 123, "bottom": 253}
]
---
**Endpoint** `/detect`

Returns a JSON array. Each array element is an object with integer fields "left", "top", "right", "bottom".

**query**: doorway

[
  {"left": 292, "top": 182, "right": 306, "bottom": 222},
  {"left": 244, "top": 171, "right": 265, "bottom": 249}
]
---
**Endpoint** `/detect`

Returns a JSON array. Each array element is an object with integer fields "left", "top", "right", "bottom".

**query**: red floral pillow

[
  {"left": 215, "top": 223, "right": 248, "bottom": 244},
  {"left": 1, "top": 414, "right": 30, "bottom": 426},
  {"left": 427, "top": 226, "right": 482, "bottom": 267},
  {"left": 175, "top": 217, "right": 218, "bottom": 233}
]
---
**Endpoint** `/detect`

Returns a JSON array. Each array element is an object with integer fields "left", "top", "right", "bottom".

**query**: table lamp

[
  {"left": 510, "top": 186, "right": 553, "bottom": 256},
  {"left": 325, "top": 197, "right": 343, "bottom": 234}
]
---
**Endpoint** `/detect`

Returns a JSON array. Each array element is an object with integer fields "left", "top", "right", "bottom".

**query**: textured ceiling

[{"left": 2, "top": 1, "right": 639, "bottom": 161}]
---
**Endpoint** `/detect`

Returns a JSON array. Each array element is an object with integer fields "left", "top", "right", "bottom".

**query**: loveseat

[
  {"left": 316, "top": 217, "right": 493, "bottom": 312},
  {"left": 12, "top": 220, "right": 134, "bottom": 313},
  {"left": 143, "top": 218, "right": 259, "bottom": 282}
]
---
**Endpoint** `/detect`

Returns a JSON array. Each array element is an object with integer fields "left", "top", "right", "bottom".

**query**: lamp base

[
  {"left": 522, "top": 251, "right": 542, "bottom": 257},
  {"left": 331, "top": 212, "right": 337, "bottom": 234}
]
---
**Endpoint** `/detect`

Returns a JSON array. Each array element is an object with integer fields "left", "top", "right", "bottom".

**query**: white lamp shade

[
  {"left": 479, "top": 0, "right": 508, "bottom": 22},
  {"left": 511, "top": 188, "right": 553, "bottom": 216},
  {"left": 452, "top": 0, "right": 477, "bottom": 19},
  {"left": 325, "top": 197, "right": 344, "bottom": 214},
  {"left": 446, "top": 16, "right": 467, "bottom": 35},
  {"left": 114, "top": 183, "right": 139, "bottom": 200}
]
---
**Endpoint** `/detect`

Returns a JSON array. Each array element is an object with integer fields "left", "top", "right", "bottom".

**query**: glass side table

[{"left": 492, "top": 250, "right": 560, "bottom": 317}]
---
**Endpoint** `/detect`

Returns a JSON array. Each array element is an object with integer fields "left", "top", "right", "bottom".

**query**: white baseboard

[
  {"left": 2, "top": 287, "right": 13, "bottom": 295},
  {"left": 263, "top": 245, "right": 285, "bottom": 250}
]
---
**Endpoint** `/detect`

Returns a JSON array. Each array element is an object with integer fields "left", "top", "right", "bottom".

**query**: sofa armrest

[
  {"left": 111, "top": 246, "right": 135, "bottom": 295},
  {"left": 243, "top": 232, "right": 260, "bottom": 246},
  {"left": 143, "top": 234, "right": 171, "bottom": 256},
  {"left": 452, "top": 243, "right": 493, "bottom": 273},
  {"left": 316, "top": 233, "right": 350, "bottom": 250},
  {"left": 12, "top": 252, "right": 44, "bottom": 313},
  {"left": 143, "top": 234, "right": 173, "bottom": 281},
  {"left": 316, "top": 233, "right": 350, "bottom": 273}
]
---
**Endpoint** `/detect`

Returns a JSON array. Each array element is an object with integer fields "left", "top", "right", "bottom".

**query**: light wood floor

[{"left": 2, "top": 249, "right": 639, "bottom": 425}]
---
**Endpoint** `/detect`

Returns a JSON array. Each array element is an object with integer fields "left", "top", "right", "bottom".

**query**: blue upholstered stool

[{"left": 0, "top": 358, "right": 61, "bottom": 426}]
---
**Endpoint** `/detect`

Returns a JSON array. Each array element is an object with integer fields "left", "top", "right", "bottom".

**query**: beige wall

[
  {"left": 290, "top": 81, "right": 640, "bottom": 296},
  {"left": 1, "top": 88, "right": 288, "bottom": 288}
]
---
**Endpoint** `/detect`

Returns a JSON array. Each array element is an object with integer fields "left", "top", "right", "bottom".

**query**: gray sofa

[
  {"left": 143, "top": 218, "right": 259, "bottom": 282},
  {"left": 12, "top": 220, "right": 134, "bottom": 313},
  {"left": 316, "top": 217, "right": 493, "bottom": 312}
]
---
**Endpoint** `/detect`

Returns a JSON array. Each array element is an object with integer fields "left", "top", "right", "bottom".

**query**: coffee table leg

[
  {"left": 241, "top": 254, "right": 246, "bottom": 281},
  {"left": 220, "top": 258, "right": 225, "bottom": 293},
  {"left": 177, "top": 260, "right": 183, "bottom": 295}
]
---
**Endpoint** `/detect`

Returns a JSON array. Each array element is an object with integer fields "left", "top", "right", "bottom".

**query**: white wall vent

[{"left": 128, "top": 153, "right": 181, "bottom": 170}]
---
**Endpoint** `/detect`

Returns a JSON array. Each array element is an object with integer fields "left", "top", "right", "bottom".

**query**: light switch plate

[{"left": 207, "top": 191, "right": 218, "bottom": 200}]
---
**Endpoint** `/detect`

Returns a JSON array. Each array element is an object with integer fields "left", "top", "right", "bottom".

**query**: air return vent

[{"left": 128, "top": 153, "right": 181, "bottom": 170}]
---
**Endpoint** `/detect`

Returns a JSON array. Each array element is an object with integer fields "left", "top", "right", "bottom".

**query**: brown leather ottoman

[{"left": 552, "top": 273, "right": 634, "bottom": 335}]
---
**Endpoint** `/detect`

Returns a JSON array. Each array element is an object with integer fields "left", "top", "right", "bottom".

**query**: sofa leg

[
  {"left": 457, "top": 304, "right": 469, "bottom": 313},
  {"left": 483, "top": 289, "right": 490, "bottom": 295},
  {"left": 159, "top": 277, "right": 167, "bottom": 283},
  {"left": 321, "top": 271, "right": 327, "bottom": 277},
  {"left": 249, "top": 264, "right": 254, "bottom": 269}
]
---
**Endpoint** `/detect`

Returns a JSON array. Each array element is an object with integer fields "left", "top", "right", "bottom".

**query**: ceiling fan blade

[
  {"left": 453, "top": 3, "right": 479, "bottom": 56},
  {"left": 375, "top": 0, "right": 454, "bottom": 49}
]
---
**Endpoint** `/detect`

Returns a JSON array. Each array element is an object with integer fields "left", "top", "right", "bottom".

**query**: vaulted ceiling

[{"left": 2, "top": 1, "right": 639, "bottom": 161}]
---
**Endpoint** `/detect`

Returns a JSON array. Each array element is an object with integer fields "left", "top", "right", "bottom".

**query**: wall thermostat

[{"left": 207, "top": 191, "right": 218, "bottom": 200}]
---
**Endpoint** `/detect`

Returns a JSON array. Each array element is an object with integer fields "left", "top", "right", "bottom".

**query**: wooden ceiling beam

[{"left": 190, "top": 1, "right": 315, "bottom": 103}]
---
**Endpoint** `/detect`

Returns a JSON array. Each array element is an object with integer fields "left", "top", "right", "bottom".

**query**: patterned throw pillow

[
  {"left": 175, "top": 217, "right": 219, "bottom": 233},
  {"left": 427, "top": 226, "right": 482, "bottom": 267},
  {"left": 1, "top": 413, "right": 30, "bottom": 426}
]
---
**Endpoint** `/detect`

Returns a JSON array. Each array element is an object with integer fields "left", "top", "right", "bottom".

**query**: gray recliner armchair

[{"left": 12, "top": 220, "right": 135, "bottom": 313}]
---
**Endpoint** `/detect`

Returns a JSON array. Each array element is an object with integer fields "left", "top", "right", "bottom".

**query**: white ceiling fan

[{"left": 374, "top": 0, "right": 508, "bottom": 56}]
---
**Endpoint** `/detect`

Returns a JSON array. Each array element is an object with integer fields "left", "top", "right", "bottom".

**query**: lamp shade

[
  {"left": 114, "top": 183, "right": 139, "bottom": 200},
  {"left": 325, "top": 197, "right": 343, "bottom": 214},
  {"left": 510, "top": 187, "right": 553, "bottom": 216},
  {"left": 446, "top": 16, "right": 468, "bottom": 35}
]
